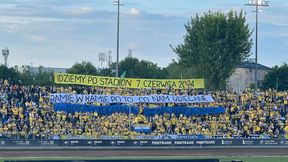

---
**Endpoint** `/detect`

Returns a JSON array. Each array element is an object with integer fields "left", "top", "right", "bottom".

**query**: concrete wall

[{"left": 227, "top": 68, "right": 270, "bottom": 93}]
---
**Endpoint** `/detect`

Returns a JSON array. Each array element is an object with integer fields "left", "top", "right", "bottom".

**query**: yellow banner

[{"left": 54, "top": 73, "right": 204, "bottom": 89}]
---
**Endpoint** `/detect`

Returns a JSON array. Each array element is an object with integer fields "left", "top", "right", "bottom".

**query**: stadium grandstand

[{"left": 1, "top": 79, "right": 287, "bottom": 140}]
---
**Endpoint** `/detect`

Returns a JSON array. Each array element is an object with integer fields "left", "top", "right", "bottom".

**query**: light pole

[
  {"left": 245, "top": 0, "right": 269, "bottom": 90},
  {"left": 114, "top": 0, "right": 123, "bottom": 77}
]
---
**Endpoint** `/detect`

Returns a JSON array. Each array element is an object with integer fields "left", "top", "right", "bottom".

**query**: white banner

[{"left": 50, "top": 94, "right": 214, "bottom": 104}]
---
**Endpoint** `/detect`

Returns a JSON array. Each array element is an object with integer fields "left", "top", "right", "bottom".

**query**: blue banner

[
  {"left": 53, "top": 104, "right": 225, "bottom": 117},
  {"left": 54, "top": 104, "right": 139, "bottom": 115},
  {"left": 143, "top": 106, "right": 225, "bottom": 117},
  {"left": 133, "top": 124, "right": 151, "bottom": 133}
]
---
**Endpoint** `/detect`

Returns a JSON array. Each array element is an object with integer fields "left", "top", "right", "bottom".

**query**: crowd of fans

[{"left": 1, "top": 79, "right": 288, "bottom": 140}]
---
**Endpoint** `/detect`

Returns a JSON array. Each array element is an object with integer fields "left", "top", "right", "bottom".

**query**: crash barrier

[
  {"left": 9, "top": 160, "right": 220, "bottom": 162},
  {"left": 0, "top": 139, "right": 287, "bottom": 147}
]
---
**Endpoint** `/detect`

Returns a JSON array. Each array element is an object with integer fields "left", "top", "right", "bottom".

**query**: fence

[{"left": 0, "top": 139, "right": 288, "bottom": 148}]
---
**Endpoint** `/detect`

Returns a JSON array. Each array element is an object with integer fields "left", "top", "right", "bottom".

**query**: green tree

[
  {"left": 0, "top": 65, "right": 21, "bottom": 84},
  {"left": 19, "top": 66, "right": 54, "bottom": 86},
  {"left": 166, "top": 60, "right": 195, "bottom": 79},
  {"left": 117, "top": 57, "right": 168, "bottom": 78},
  {"left": 262, "top": 63, "right": 288, "bottom": 91},
  {"left": 118, "top": 57, "right": 139, "bottom": 78},
  {"left": 136, "top": 60, "right": 164, "bottom": 78},
  {"left": 19, "top": 65, "right": 34, "bottom": 85},
  {"left": 98, "top": 68, "right": 113, "bottom": 76},
  {"left": 157, "top": 67, "right": 169, "bottom": 79},
  {"left": 34, "top": 66, "right": 54, "bottom": 86},
  {"left": 173, "top": 11, "right": 252, "bottom": 89},
  {"left": 67, "top": 61, "right": 98, "bottom": 75}
]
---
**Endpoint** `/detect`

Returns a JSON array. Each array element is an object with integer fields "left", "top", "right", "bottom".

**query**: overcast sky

[{"left": 0, "top": 0, "right": 287, "bottom": 68}]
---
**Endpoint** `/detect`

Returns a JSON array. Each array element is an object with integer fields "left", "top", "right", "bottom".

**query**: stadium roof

[{"left": 236, "top": 61, "right": 271, "bottom": 70}]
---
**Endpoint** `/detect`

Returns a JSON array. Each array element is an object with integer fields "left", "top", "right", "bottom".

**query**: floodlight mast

[
  {"left": 2, "top": 47, "right": 9, "bottom": 67},
  {"left": 245, "top": 0, "right": 269, "bottom": 90},
  {"left": 114, "top": 0, "right": 123, "bottom": 77}
]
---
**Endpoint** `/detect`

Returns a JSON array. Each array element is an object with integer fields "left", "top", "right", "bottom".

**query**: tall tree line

[{"left": 0, "top": 65, "right": 54, "bottom": 86}]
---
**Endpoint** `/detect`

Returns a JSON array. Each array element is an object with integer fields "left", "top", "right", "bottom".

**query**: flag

[{"left": 120, "top": 71, "right": 127, "bottom": 78}]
